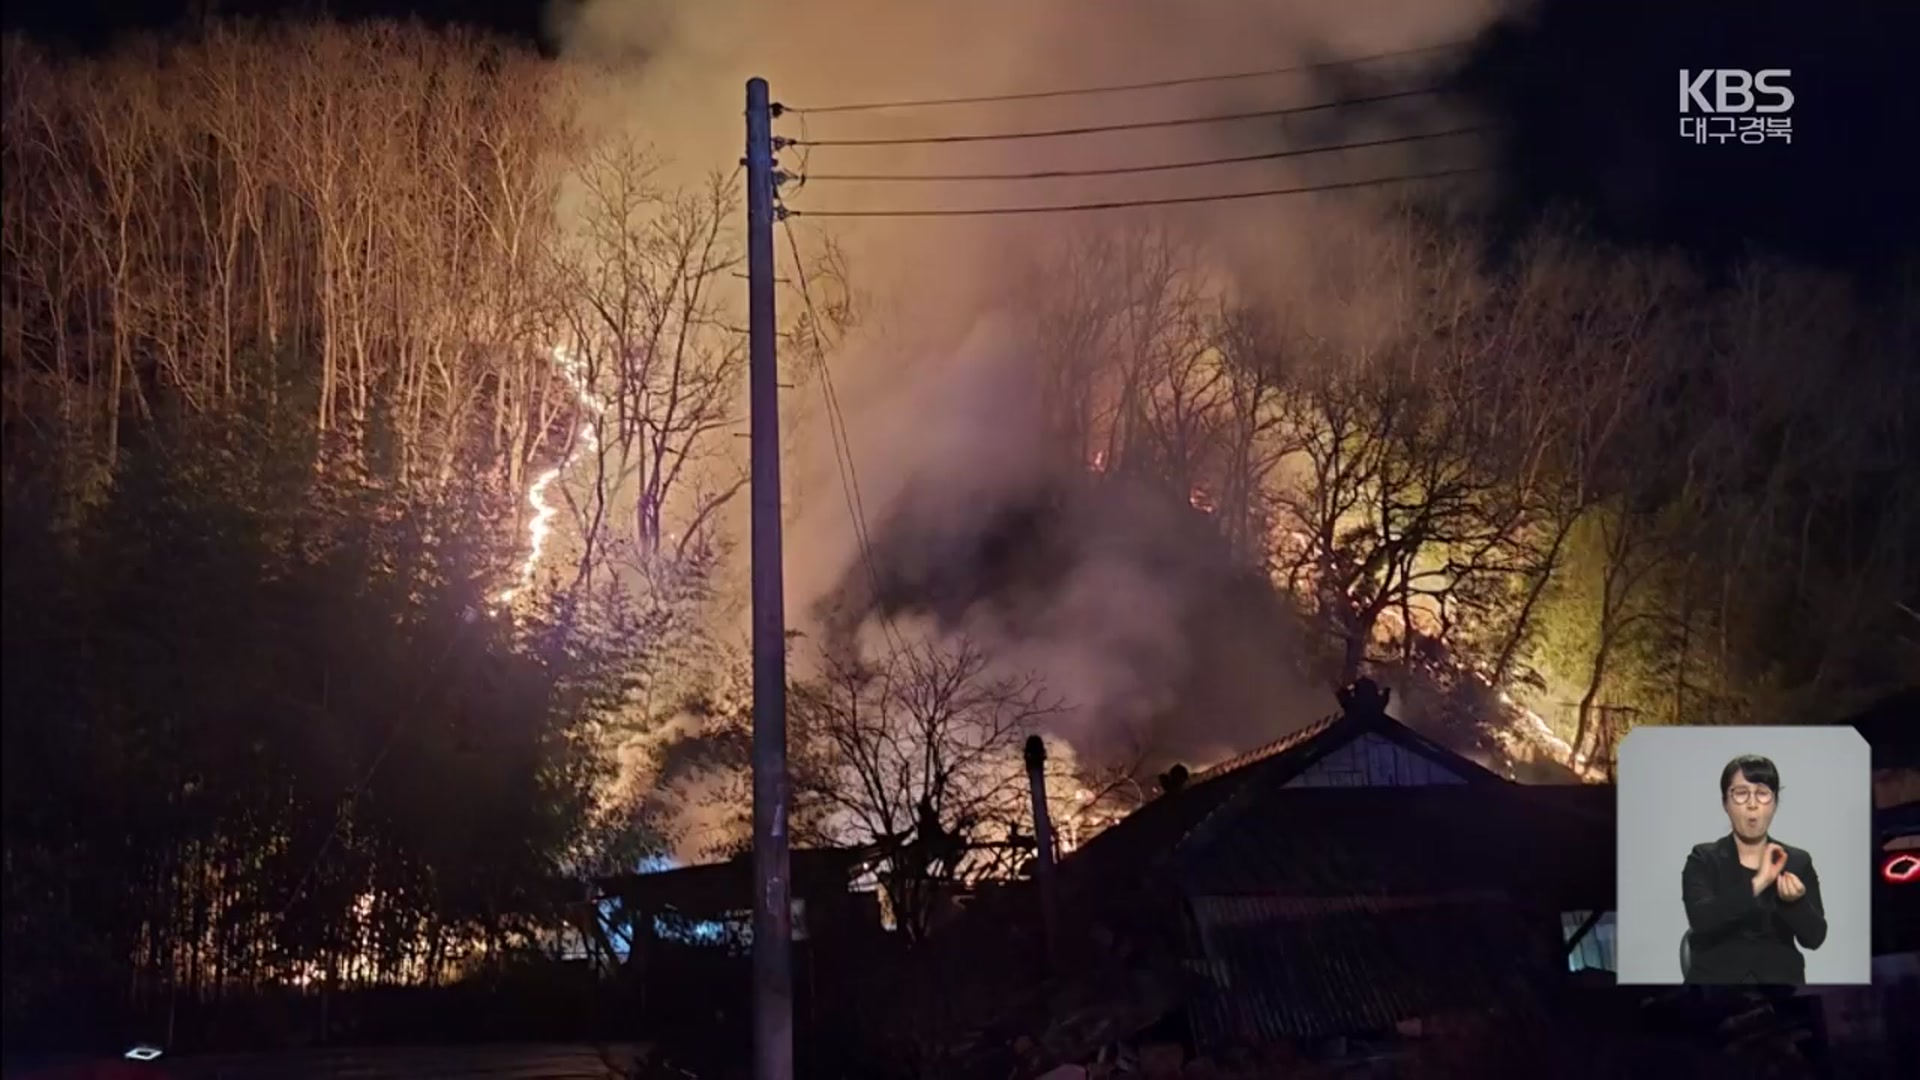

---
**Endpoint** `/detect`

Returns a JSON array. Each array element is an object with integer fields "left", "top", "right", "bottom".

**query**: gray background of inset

[{"left": 1614, "top": 725, "right": 1871, "bottom": 985}]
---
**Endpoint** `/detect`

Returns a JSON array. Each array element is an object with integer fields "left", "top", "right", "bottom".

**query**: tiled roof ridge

[
  {"left": 1064, "top": 705, "right": 1533, "bottom": 893},
  {"left": 1172, "top": 708, "right": 1519, "bottom": 863},
  {"left": 1190, "top": 711, "right": 1344, "bottom": 784},
  {"left": 1171, "top": 712, "right": 1371, "bottom": 860}
]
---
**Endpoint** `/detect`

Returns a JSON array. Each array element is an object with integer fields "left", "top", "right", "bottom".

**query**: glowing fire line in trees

[{"left": 498, "top": 345, "right": 604, "bottom": 606}]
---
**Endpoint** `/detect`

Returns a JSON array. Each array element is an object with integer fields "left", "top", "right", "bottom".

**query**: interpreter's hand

[
  {"left": 1752, "top": 843, "right": 1789, "bottom": 895},
  {"left": 1777, "top": 871, "right": 1806, "bottom": 902}
]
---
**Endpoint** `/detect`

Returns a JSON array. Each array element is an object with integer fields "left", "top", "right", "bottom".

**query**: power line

[
  {"left": 784, "top": 219, "right": 872, "bottom": 561},
  {"left": 780, "top": 41, "right": 1469, "bottom": 115},
  {"left": 785, "top": 87, "right": 1445, "bottom": 148},
  {"left": 776, "top": 213, "right": 903, "bottom": 654},
  {"left": 799, "top": 126, "right": 1482, "bottom": 183},
  {"left": 783, "top": 166, "right": 1479, "bottom": 219}
]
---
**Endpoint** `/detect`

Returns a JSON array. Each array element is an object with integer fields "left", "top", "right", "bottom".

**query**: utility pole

[{"left": 743, "top": 77, "right": 794, "bottom": 1080}]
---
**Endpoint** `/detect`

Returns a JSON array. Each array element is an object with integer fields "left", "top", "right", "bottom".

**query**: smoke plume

[{"left": 544, "top": 0, "right": 1507, "bottom": 770}]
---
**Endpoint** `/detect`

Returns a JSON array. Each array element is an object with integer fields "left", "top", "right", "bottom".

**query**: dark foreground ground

[{"left": 1, "top": 1043, "right": 659, "bottom": 1080}]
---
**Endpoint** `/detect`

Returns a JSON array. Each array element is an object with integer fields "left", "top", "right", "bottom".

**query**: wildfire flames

[{"left": 498, "top": 345, "right": 605, "bottom": 606}]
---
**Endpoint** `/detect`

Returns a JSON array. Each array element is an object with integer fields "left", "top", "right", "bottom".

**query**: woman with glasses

[{"left": 1680, "top": 754, "right": 1830, "bottom": 984}]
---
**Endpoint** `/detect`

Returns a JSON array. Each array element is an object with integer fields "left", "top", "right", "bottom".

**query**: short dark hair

[{"left": 1721, "top": 755, "right": 1781, "bottom": 799}]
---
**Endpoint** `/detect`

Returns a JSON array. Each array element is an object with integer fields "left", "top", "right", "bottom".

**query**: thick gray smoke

[
  {"left": 546, "top": 0, "right": 1507, "bottom": 769},
  {"left": 799, "top": 317, "right": 1324, "bottom": 769}
]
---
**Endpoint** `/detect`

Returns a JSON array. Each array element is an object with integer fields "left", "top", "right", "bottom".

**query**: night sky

[
  {"left": 3, "top": 0, "right": 1916, "bottom": 279},
  {"left": 1458, "top": 0, "right": 1920, "bottom": 280}
]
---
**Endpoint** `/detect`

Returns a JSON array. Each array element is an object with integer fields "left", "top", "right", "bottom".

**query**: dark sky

[
  {"left": 1456, "top": 0, "right": 1919, "bottom": 279},
  {"left": 0, "top": 0, "right": 549, "bottom": 45},
  {"left": 4, "top": 0, "right": 1915, "bottom": 279}
]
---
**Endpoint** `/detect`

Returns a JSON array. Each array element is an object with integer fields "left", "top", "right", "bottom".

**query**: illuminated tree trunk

[
  {"left": 1490, "top": 512, "right": 1576, "bottom": 686},
  {"left": 1572, "top": 511, "right": 1657, "bottom": 769}
]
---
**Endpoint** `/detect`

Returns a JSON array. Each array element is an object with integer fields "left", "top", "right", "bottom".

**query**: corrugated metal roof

[{"left": 1186, "top": 894, "right": 1555, "bottom": 1047}]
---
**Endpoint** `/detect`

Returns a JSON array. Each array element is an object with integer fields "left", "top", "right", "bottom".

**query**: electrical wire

[
  {"left": 799, "top": 126, "right": 1482, "bottom": 183},
  {"left": 786, "top": 86, "right": 1443, "bottom": 148},
  {"left": 763, "top": 59, "right": 1471, "bottom": 647},
  {"left": 783, "top": 166, "right": 1480, "bottom": 219},
  {"left": 780, "top": 40, "right": 1469, "bottom": 114},
  {"left": 777, "top": 212, "right": 904, "bottom": 654}
]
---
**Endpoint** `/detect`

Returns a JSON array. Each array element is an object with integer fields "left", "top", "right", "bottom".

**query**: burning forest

[{"left": 2, "top": 0, "right": 1917, "bottom": 1074}]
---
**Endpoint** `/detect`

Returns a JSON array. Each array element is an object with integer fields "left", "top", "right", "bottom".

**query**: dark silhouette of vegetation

[{"left": 1, "top": 397, "right": 642, "bottom": 1051}]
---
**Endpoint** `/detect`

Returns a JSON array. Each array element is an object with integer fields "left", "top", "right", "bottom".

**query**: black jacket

[{"left": 1681, "top": 834, "right": 1828, "bottom": 985}]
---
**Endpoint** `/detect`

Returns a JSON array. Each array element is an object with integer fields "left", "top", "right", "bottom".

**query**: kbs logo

[
  {"left": 1679, "top": 69, "right": 1794, "bottom": 114},
  {"left": 1678, "top": 69, "right": 1793, "bottom": 146}
]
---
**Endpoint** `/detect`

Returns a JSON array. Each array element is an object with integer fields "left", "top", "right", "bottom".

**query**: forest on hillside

[{"left": 2, "top": 20, "right": 1916, "bottom": 1047}]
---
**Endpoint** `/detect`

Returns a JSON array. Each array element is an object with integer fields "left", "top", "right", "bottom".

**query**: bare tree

[
  {"left": 1682, "top": 260, "right": 1920, "bottom": 719},
  {"left": 1466, "top": 238, "right": 1681, "bottom": 688},
  {"left": 1209, "top": 305, "right": 1300, "bottom": 566},
  {"left": 63, "top": 52, "right": 173, "bottom": 467},
  {"left": 1268, "top": 348, "right": 1521, "bottom": 683},
  {"left": 558, "top": 144, "right": 747, "bottom": 587},
  {"left": 787, "top": 637, "right": 1064, "bottom": 942}
]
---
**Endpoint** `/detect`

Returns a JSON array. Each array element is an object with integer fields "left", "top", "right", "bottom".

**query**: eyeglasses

[{"left": 1728, "top": 787, "right": 1774, "bottom": 805}]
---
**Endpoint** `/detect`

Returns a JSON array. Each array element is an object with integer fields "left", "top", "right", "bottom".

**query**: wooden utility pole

[{"left": 744, "top": 76, "right": 794, "bottom": 1080}]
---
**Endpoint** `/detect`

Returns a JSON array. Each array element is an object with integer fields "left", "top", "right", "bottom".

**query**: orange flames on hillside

[{"left": 498, "top": 346, "right": 605, "bottom": 606}]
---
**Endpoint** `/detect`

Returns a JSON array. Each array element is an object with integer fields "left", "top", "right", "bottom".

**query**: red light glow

[{"left": 1882, "top": 853, "right": 1920, "bottom": 884}]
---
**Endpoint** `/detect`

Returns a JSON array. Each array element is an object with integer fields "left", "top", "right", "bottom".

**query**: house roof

[
  {"left": 591, "top": 848, "right": 865, "bottom": 912},
  {"left": 1059, "top": 703, "right": 1597, "bottom": 903},
  {"left": 1191, "top": 712, "right": 1345, "bottom": 781},
  {"left": 903, "top": 701, "right": 1616, "bottom": 1062}
]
